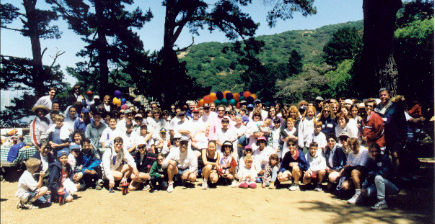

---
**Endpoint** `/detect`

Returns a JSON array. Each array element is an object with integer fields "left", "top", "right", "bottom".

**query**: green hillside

[{"left": 180, "top": 20, "right": 363, "bottom": 92}]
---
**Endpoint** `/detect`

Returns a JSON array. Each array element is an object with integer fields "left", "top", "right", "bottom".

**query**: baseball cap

[
  {"left": 257, "top": 136, "right": 267, "bottom": 142},
  {"left": 247, "top": 104, "right": 254, "bottom": 108},
  {"left": 315, "top": 96, "right": 324, "bottom": 101}
]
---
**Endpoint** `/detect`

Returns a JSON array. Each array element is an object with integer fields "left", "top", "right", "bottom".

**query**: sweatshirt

[{"left": 305, "top": 150, "right": 327, "bottom": 172}]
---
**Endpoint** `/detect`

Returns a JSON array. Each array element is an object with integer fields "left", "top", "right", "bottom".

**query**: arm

[{"left": 102, "top": 150, "right": 114, "bottom": 183}]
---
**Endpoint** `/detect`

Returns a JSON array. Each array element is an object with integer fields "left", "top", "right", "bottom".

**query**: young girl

[
  {"left": 311, "top": 121, "right": 327, "bottom": 150},
  {"left": 298, "top": 105, "right": 316, "bottom": 149},
  {"left": 218, "top": 141, "right": 237, "bottom": 185},
  {"left": 16, "top": 158, "right": 50, "bottom": 209},
  {"left": 270, "top": 118, "right": 282, "bottom": 153},
  {"left": 237, "top": 155, "right": 257, "bottom": 189},
  {"left": 48, "top": 149, "right": 77, "bottom": 204},
  {"left": 280, "top": 118, "right": 298, "bottom": 159},
  {"left": 262, "top": 153, "right": 280, "bottom": 189},
  {"left": 201, "top": 140, "right": 220, "bottom": 190}
]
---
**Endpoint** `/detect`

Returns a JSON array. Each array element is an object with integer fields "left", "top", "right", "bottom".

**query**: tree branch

[
  {"left": 0, "top": 25, "right": 24, "bottom": 32},
  {"left": 49, "top": 50, "right": 65, "bottom": 69},
  {"left": 175, "top": 36, "right": 195, "bottom": 52},
  {"left": 41, "top": 47, "right": 48, "bottom": 59}
]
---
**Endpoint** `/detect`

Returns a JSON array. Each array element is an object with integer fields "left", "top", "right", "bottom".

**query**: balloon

[
  {"left": 223, "top": 90, "right": 231, "bottom": 98},
  {"left": 121, "top": 104, "right": 128, "bottom": 110},
  {"left": 198, "top": 99, "right": 204, "bottom": 107},
  {"left": 239, "top": 96, "right": 245, "bottom": 101},
  {"left": 214, "top": 99, "right": 221, "bottom": 105},
  {"left": 114, "top": 90, "right": 122, "bottom": 98},
  {"left": 216, "top": 91, "right": 224, "bottom": 100},
  {"left": 204, "top": 95, "right": 211, "bottom": 104},
  {"left": 210, "top": 92, "right": 217, "bottom": 101},
  {"left": 112, "top": 97, "right": 121, "bottom": 107},
  {"left": 251, "top": 94, "right": 257, "bottom": 100},
  {"left": 236, "top": 102, "right": 241, "bottom": 109},
  {"left": 225, "top": 92, "right": 233, "bottom": 100},
  {"left": 229, "top": 99, "right": 236, "bottom": 105},
  {"left": 221, "top": 98, "right": 228, "bottom": 105},
  {"left": 233, "top": 93, "right": 240, "bottom": 101},
  {"left": 243, "top": 91, "right": 251, "bottom": 98},
  {"left": 121, "top": 98, "right": 126, "bottom": 105}
]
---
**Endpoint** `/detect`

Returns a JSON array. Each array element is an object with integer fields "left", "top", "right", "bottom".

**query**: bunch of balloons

[
  {"left": 112, "top": 90, "right": 127, "bottom": 107},
  {"left": 198, "top": 90, "right": 258, "bottom": 108}
]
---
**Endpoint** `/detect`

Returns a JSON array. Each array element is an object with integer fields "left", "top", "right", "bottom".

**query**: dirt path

[{"left": 1, "top": 180, "right": 432, "bottom": 224}]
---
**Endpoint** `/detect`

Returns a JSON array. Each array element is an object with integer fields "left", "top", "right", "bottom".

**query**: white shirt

[
  {"left": 305, "top": 150, "right": 327, "bottom": 172},
  {"left": 252, "top": 146, "right": 275, "bottom": 171},
  {"left": 34, "top": 95, "right": 52, "bottom": 110},
  {"left": 162, "top": 147, "right": 198, "bottom": 173},
  {"left": 102, "top": 147, "right": 136, "bottom": 182},
  {"left": 312, "top": 132, "right": 327, "bottom": 150},
  {"left": 16, "top": 171, "right": 38, "bottom": 202},
  {"left": 100, "top": 127, "right": 123, "bottom": 148}
]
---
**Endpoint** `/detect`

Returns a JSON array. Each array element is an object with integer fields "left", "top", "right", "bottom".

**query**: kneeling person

[
  {"left": 303, "top": 142, "right": 327, "bottom": 191},
  {"left": 277, "top": 139, "right": 309, "bottom": 191}
]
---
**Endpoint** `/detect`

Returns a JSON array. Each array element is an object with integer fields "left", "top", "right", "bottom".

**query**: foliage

[
  {"left": 274, "top": 64, "right": 331, "bottom": 104},
  {"left": 394, "top": 17, "right": 434, "bottom": 104},
  {"left": 396, "top": 0, "right": 433, "bottom": 28},
  {"left": 323, "top": 59, "right": 354, "bottom": 98},
  {"left": 322, "top": 27, "right": 362, "bottom": 66}
]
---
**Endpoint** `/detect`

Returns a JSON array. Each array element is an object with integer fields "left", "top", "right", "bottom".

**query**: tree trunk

[
  {"left": 362, "top": 0, "right": 402, "bottom": 95},
  {"left": 95, "top": 0, "right": 109, "bottom": 95},
  {"left": 23, "top": 0, "right": 45, "bottom": 97}
]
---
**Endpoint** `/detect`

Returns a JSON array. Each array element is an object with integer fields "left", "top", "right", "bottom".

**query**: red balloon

[
  {"left": 243, "top": 91, "right": 251, "bottom": 98},
  {"left": 204, "top": 95, "right": 211, "bottom": 104},
  {"left": 233, "top": 93, "right": 240, "bottom": 101}
]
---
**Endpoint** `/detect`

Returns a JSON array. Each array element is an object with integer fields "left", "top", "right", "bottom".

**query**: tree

[
  {"left": 324, "top": 59, "right": 354, "bottom": 98},
  {"left": 354, "top": 0, "right": 402, "bottom": 97},
  {"left": 48, "top": 0, "right": 153, "bottom": 95},
  {"left": 287, "top": 49, "right": 303, "bottom": 77},
  {"left": 0, "top": 1, "right": 66, "bottom": 126},
  {"left": 322, "top": 27, "right": 362, "bottom": 66}
]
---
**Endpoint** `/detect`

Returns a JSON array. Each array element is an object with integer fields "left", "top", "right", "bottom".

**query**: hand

[
  {"left": 109, "top": 181, "right": 115, "bottom": 189},
  {"left": 85, "top": 169, "right": 92, "bottom": 174},
  {"left": 39, "top": 171, "right": 45, "bottom": 178},
  {"left": 161, "top": 175, "right": 164, "bottom": 178}
]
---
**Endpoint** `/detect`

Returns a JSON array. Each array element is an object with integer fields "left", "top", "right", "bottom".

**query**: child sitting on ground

[
  {"left": 48, "top": 149, "right": 77, "bottom": 204},
  {"left": 16, "top": 158, "right": 51, "bottom": 209},
  {"left": 149, "top": 154, "right": 168, "bottom": 192},
  {"left": 303, "top": 142, "right": 327, "bottom": 191},
  {"left": 237, "top": 155, "right": 258, "bottom": 189},
  {"left": 262, "top": 153, "right": 280, "bottom": 189}
]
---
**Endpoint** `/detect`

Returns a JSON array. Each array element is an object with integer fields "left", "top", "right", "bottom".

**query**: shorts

[
  {"left": 310, "top": 171, "right": 319, "bottom": 180},
  {"left": 27, "top": 190, "right": 38, "bottom": 203},
  {"left": 177, "top": 168, "right": 189, "bottom": 176},
  {"left": 342, "top": 166, "right": 367, "bottom": 179}
]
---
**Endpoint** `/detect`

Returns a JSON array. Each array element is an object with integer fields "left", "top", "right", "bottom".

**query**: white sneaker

[
  {"left": 167, "top": 183, "right": 174, "bottom": 193},
  {"left": 371, "top": 200, "right": 388, "bottom": 210},
  {"left": 289, "top": 183, "right": 299, "bottom": 191},
  {"left": 202, "top": 180, "right": 208, "bottom": 190},
  {"left": 231, "top": 180, "right": 238, "bottom": 188},
  {"left": 347, "top": 192, "right": 361, "bottom": 204},
  {"left": 314, "top": 185, "right": 322, "bottom": 192}
]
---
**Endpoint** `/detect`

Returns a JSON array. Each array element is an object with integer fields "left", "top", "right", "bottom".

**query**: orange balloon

[
  {"left": 251, "top": 93, "right": 257, "bottom": 100},
  {"left": 210, "top": 93, "right": 217, "bottom": 102},
  {"left": 233, "top": 93, "right": 240, "bottom": 101},
  {"left": 204, "top": 95, "right": 211, "bottom": 104},
  {"left": 198, "top": 99, "right": 204, "bottom": 107},
  {"left": 243, "top": 91, "right": 251, "bottom": 98},
  {"left": 223, "top": 90, "right": 231, "bottom": 98}
]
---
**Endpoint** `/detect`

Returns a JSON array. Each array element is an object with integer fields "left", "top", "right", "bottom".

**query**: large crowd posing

[{"left": 11, "top": 83, "right": 428, "bottom": 211}]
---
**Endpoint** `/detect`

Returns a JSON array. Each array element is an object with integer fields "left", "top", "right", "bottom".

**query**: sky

[{"left": 1, "top": 0, "right": 363, "bottom": 109}]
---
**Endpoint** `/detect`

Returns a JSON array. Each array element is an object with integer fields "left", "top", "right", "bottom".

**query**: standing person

[
  {"left": 85, "top": 110, "right": 107, "bottom": 153},
  {"left": 311, "top": 121, "right": 327, "bottom": 150},
  {"left": 162, "top": 136, "right": 198, "bottom": 193},
  {"left": 147, "top": 108, "right": 166, "bottom": 139},
  {"left": 318, "top": 105, "right": 337, "bottom": 137},
  {"left": 34, "top": 87, "right": 56, "bottom": 110},
  {"left": 99, "top": 117, "right": 122, "bottom": 150},
  {"left": 270, "top": 118, "right": 282, "bottom": 154},
  {"left": 361, "top": 99, "right": 385, "bottom": 148},
  {"left": 74, "top": 108, "right": 91, "bottom": 134},
  {"left": 218, "top": 141, "right": 238, "bottom": 185},
  {"left": 84, "top": 90, "right": 95, "bottom": 109},
  {"left": 280, "top": 118, "right": 298, "bottom": 159},
  {"left": 98, "top": 95, "right": 114, "bottom": 114},
  {"left": 335, "top": 113, "right": 358, "bottom": 139},
  {"left": 68, "top": 84, "right": 84, "bottom": 105},
  {"left": 277, "top": 139, "right": 309, "bottom": 191},
  {"left": 252, "top": 136, "right": 275, "bottom": 183},
  {"left": 63, "top": 106, "right": 78, "bottom": 133},
  {"left": 215, "top": 117, "right": 237, "bottom": 152},
  {"left": 101, "top": 137, "right": 139, "bottom": 193},
  {"left": 30, "top": 105, "right": 50, "bottom": 153},
  {"left": 47, "top": 114, "right": 71, "bottom": 161},
  {"left": 298, "top": 105, "right": 316, "bottom": 150},
  {"left": 374, "top": 88, "right": 407, "bottom": 174},
  {"left": 201, "top": 140, "right": 220, "bottom": 190}
]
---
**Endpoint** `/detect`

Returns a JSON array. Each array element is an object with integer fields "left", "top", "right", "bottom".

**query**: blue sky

[{"left": 1, "top": 0, "right": 363, "bottom": 108}]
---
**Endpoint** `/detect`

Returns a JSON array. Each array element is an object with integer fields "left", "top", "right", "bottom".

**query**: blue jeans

[{"left": 367, "top": 175, "right": 399, "bottom": 200}]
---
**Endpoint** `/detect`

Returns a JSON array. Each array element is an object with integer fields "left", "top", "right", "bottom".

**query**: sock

[{"left": 355, "top": 189, "right": 361, "bottom": 194}]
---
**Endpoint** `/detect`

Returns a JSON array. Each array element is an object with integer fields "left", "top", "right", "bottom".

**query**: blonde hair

[
  {"left": 55, "top": 114, "right": 64, "bottom": 121},
  {"left": 244, "top": 154, "right": 253, "bottom": 163},
  {"left": 25, "top": 158, "right": 41, "bottom": 171}
]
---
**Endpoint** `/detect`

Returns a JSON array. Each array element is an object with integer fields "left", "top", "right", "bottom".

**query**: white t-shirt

[
  {"left": 100, "top": 127, "right": 123, "bottom": 148},
  {"left": 16, "top": 170, "right": 38, "bottom": 202}
]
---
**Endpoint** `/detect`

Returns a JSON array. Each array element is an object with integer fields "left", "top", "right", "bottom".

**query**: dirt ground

[{"left": 1, "top": 176, "right": 433, "bottom": 224}]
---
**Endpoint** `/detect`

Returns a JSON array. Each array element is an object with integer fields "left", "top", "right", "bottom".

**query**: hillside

[{"left": 180, "top": 20, "right": 363, "bottom": 92}]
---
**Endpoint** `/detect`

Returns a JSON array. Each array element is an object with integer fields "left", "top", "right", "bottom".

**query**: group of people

[{"left": 15, "top": 84, "right": 427, "bottom": 211}]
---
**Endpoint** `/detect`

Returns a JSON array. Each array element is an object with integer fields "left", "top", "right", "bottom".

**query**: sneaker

[
  {"left": 167, "top": 183, "right": 174, "bottom": 193},
  {"left": 143, "top": 185, "right": 151, "bottom": 191},
  {"left": 108, "top": 188, "right": 115, "bottom": 193},
  {"left": 347, "top": 192, "right": 361, "bottom": 204},
  {"left": 231, "top": 180, "right": 238, "bottom": 188},
  {"left": 289, "top": 183, "right": 299, "bottom": 191},
  {"left": 202, "top": 180, "right": 208, "bottom": 190},
  {"left": 314, "top": 184, "right": 322, "bottom": 192},
  {"left": 96, "top": 179, "right": 103, "bottom": 190},
  {"left": 371, "top": 200, "right": 388, "bottom": 210},
  {"left": 17, "top": 201, "right": 34, "bottom": 209}
]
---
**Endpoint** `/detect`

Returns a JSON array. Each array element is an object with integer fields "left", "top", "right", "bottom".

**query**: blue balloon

[
  {"left": 216, "top": 91, "right": 224, "bottom": 100},
  {"left": 121, "top": 98, "right": 126, "bottom": 105},
  {"left": 225, "top": 92, "right": 233, "bottom": 100},
  {"left": 214, "top": 99, "right": 221, "bottom": 105},
  {"left": 229, "top": 99, "right": 236, "bottom": 105},
  {"left": 221, "top": 98, "right": 228, "bottom": 105}
]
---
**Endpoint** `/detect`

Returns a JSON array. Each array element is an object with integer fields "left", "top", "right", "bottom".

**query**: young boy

[
  {"left": 16, "top": 158, "right": 50, "bottom": 209},
  {"left": 149, "top": 154, "right": 168, "bottom": 192},
  {"left": 73, "top": 138, "right": 101, "bottom": 190},
  {"left": 303, "top": 142, "right": 327, "bottom": 191},
  {"left": 47, "top": 114, "right": 71, "bottom": 162},
  {"left": 48, "top": 149, "right": 77, "bottom": 203},
  {"left": 363, "top": 144, "right": 399, "bottom": 210}
]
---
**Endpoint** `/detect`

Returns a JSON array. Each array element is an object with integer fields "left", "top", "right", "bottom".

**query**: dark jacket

[
  {"left": 80, "top": 149, "right": 101, "bottom": 173},
  {"left": 134, "top": 152, "right": 157, "bottom": 173},
  {"left": 323, "top": 145, "right": 347, "bottom": 171},
  {"left": 48, "top": 160, "right": 74, "bottom": 200},
  {"left": 279, "top": 149, "right": 309, "bottom": 172}
]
